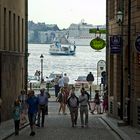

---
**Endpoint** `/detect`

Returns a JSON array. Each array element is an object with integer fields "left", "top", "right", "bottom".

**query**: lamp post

[{"left": 40, "top": 54, "right": 44, "bottom": 83}]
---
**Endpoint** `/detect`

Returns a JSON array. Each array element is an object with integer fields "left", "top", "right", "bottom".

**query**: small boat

[{"left": 49, "top": 41, "right": 76, "bottom": 55}]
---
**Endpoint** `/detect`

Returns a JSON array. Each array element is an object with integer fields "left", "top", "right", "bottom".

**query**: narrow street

[{"left": 7, "top": 101, "right": 120, "bottom": 140}]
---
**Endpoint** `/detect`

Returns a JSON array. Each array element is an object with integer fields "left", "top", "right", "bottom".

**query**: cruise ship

[{"left": 67, "top": 20, "right": 106, "bottom": 46}]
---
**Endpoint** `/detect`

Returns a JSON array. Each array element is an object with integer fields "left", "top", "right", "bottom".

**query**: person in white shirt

[
  {"left": 58, "top": 76, "right": 64, "bottom": 90},
  {"left": 63, "top": 73, "right": 69, "bottom": 87},
  {"left": 79, "top": 88, "right": 91, "bottom": 128}
]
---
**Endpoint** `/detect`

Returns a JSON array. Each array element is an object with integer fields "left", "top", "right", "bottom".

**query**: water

[{"left": 28, "top": 44, "right": 106, "bottom": 84}]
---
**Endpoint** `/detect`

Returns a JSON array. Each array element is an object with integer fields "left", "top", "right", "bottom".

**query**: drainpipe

[{"left": 24, "top": 0, "right": 28, "bottom": 92}]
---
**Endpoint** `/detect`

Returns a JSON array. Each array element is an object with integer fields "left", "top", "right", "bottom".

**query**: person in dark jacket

[
  {"left": 86, "top": 72, "right": 94, "bottom": 82},
  {"left": 67, "top": 87, "right": 79, "bottom": 127}
]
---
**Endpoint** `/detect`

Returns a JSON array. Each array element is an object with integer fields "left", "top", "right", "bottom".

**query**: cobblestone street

[{"left": 7, "top": 101, "right": 120, "bottom": 140}]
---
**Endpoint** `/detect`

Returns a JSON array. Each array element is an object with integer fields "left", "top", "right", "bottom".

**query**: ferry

[{"left": 49, "top": 41, "right": 76, "bottom": 55}]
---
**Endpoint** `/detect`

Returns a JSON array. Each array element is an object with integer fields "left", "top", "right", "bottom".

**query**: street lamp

[
  {"left": 40, "top": 54, "right": 44, "bottom": 82},
  {"left": 116, "top": 10, "right": 123, "bottom": 26}
]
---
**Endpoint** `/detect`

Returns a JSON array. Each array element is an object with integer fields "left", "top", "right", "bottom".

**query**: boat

[
  {"left": 49, "top": 41, "right": 76, "bottom": 55},
  {"left": 67, "top": 20, "right": 106, "bottom": 46}
]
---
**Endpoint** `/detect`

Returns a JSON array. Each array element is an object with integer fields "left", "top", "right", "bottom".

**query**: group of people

[
  {"left": 56, "top": 85, "right": 91, "bottom": 128},
  {"left": 53, "top": 73, "right": 70, "bottom": 97},
  {"left": 11, "top": 72, "right": 108, "bottom": 136},
  {"left": 13, "top": 88, "right": 50, "bottom": 136}
]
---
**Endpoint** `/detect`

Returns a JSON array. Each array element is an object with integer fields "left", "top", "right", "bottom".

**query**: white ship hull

[
  {"left": 68, "top": 36, "right": 106, "bottom": 46},
  {"left": 67, "top": 37, "right": 92, "bottom": 46}
]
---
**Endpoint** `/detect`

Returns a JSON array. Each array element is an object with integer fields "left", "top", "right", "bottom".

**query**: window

[
  {"left": 13, "top": 13, "right": 16, "bottom": 51},
  {"left": 109, "top": 0, "right": 115, "bottom": 20},
  {"left": 18, "top": 16, "right": 20, "bottom": 52},
  {"left": 137, "top": 0, "right": 140, "bottom": 8},
  {"left": 9, "top": 11, "right": 11, "bottom": 51},
  {"left": 22, "top": 18, "right": 24, "bottom": 52},
  {"left": 4, "top": 8, "right": 6, "bottom": 50}
]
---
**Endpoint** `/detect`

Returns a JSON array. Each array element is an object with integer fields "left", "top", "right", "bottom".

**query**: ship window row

[{"left": 0, "top": 5, "right": 25, "bottom": 53}]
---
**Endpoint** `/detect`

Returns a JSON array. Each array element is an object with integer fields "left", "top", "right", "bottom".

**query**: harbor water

[{"left": 28, "top": 44, "right": 106, "bottom": 84}]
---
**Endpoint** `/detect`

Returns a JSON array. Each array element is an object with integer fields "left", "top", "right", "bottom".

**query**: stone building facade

[
  {"left": 107, "top": 0, "right": 140, "bottom": 128},
  {"left": 0, "top": 0, "right": 27, "bottom": 121}
]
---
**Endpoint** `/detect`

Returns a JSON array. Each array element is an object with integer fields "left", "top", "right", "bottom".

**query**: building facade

[
  {"left": 0, "top": 0, "right": 27, "bottom": 121},
  {"left": 107, "top": 0, "right": 140, "bottom": 128}
]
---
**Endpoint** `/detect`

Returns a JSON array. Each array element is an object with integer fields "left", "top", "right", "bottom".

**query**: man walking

[
  {"left": 26, "top": 90, "right": 38, "bottom": 136},
  {"left": 86, "top": 72, "right": 94, "bottom": 100},
  {"left": 67, "top": 87, "right": 79, "bottom": 127},
  {"left": 79, "top": 88, "right": 91, "bottom": 128},
  {"left": 63, "top": 73, "right": 69, "bottom": 87},
  {"left": 37, "top": 88, "right": 48, "bottom": 127}
]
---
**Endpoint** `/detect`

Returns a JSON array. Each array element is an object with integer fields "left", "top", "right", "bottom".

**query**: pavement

[{"left": 0, "top": 88, "right": 140, "bottom": 140}]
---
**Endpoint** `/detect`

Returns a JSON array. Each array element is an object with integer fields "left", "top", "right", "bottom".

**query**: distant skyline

[{"left": 28, "top": 0, "right": 106, "bottom": 29}]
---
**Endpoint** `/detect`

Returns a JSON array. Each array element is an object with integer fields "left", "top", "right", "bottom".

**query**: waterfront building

[
  {"left": 0, "top": 0, "right": 27, "bottom": 121},
  {"left": 107, "top": 0, "right": 140, "bottom": 128}
]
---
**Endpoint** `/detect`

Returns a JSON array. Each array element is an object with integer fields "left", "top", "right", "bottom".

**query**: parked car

[
  {"left": 28, "top": 75, "right": 40, "bottom": 88},
  {"left": 74, "top": 76, "right": 89, "bottom": 89},
  {"left": 46, "top": 72, "right": 63, "bottom": 87}
]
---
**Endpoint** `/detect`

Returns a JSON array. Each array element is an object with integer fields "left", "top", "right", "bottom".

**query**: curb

[{"left": 100, "top": 116, "right": 131, "bottom": 140}]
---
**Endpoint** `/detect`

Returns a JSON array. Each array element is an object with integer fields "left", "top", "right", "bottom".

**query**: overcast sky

[{"left": 28, "top": 0, "right": 106, "bottom": 29}]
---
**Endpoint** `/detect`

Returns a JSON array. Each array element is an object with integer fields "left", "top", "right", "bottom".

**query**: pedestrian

[
  {"left": 63, "top": 73, "right": 69, "bottom": 87},
  {"left": 103, "top": 93, "right": 108, "bottom": 113},
  {"left": 37, "top": 88, "right": 48, "bottom": 127},
  {"left": 13, "top": 99, "right": 21, "bottom": 135},
  {"left": 86, "top": 72, "right": 94, "bottom": 84},
  {"left": 79, "top": 88, "right": 91, "bottom": 128},
  {"left": 90, "top": 90, "right": 101, "bottom": 114},
  {"left": 0, "top": 97, "right": 2, "bottom": 125},
  {"left": 58, "top": 75, "right": 64, "bottom": 92},
  {"left": 18, "top": 89, "right": 27, "bottom": 114},
  {"left": 67, "top": 87, "right": 79, "bottom": 127},
  {"left": 54, "top": 75, "right": 60, "bottom": 97},
  {"left": 56, "top": 87, "right": 67, "bottom": 115},
  {"left": 26, "top": 90, "right": 39, "bottom": 136},
  {"left": 86, "top": 72, "right": 94, "bottom": 100}
]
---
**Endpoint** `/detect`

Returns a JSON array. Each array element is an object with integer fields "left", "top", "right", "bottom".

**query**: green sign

[{"left": 90, "top": 37, "right": 106, "bottom": 50}]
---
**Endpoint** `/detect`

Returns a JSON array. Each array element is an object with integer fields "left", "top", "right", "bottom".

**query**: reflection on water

[{"left": 28, "top": 44, "right": 106, "bottom": 84}]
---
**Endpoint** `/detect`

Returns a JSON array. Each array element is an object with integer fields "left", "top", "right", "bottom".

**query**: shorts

[{"left": 28, "top": 113, "right": 37, "bottom": 126}]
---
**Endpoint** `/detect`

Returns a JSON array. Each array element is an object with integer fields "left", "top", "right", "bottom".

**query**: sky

[{"left": 28, "top": 0, "right": 106, "bottom": 29}]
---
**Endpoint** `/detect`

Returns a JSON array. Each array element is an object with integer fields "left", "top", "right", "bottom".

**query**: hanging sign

[
  {"left": 135, "top": 36, "right": 140, "bottom": 53},
  {"left": 90, "top": 37, "right": 106, "bottom": 50},
  {"left": 110, "top": 35, "right": 122, "bottom": 54}
]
